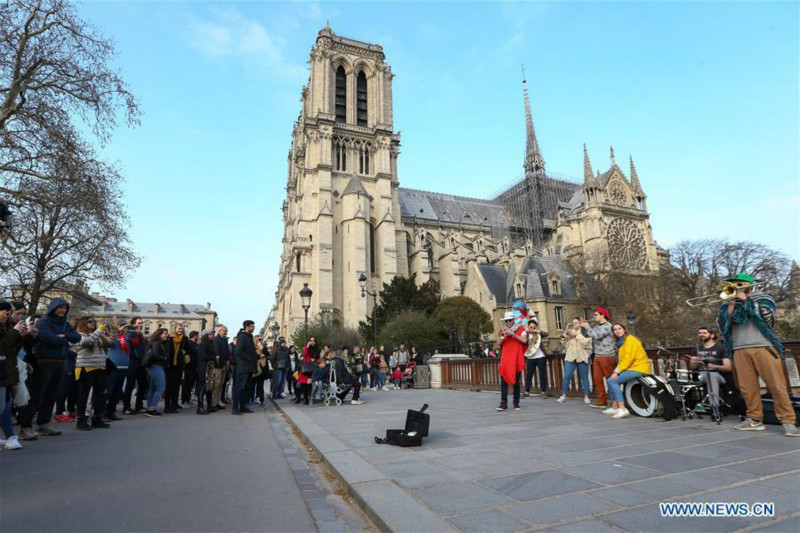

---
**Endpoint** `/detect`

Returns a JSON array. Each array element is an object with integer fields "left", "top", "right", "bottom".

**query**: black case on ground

[
  {"left": 377, "top": 404, "right": 430, "bottom": 447},
  {"left": 761, "top": 395, "right": 800, "bottom": 426}
]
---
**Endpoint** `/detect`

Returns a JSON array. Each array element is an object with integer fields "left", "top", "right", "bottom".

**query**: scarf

[
  {"left": 173, "top": 334, "right": 184, "bottom": 366},
  {"left": 717, "top": 296, "right": 783, "bottom": 359}
]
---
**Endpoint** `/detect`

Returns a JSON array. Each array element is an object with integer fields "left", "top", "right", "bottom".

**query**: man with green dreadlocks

[{"left": 717, "top": 273, "right": 797, "bottom": 437}]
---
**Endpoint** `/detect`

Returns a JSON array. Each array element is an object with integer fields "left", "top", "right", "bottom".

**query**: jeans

[
  {"left": 377, "top": 372, "right": 386, "bottom": 388},
  {"left": 146, "top": 365, "right": 166, "bottom": 410},
  {"left": 123, "top": 362, "right": 148, "bottom": 412},
  {"left": 360, "top": 372, "right": 368, "bottom": 388},
  {"left": 104, "top": 367, "right": 127, "bottom": 416},
  {"left": 271, "top": 368, "right": 286, "bottom": 398},
  {"left": 702, "top": 371, "right": 727, "bottom": 408},
  {"left": 56, "top": 364, "right": 77, "bottom": 415},
  {"left": 501, "top": 372, "right": 521, "bottom": 404},
  {"left": 562, "top": 360, "right": 591, "bottom": 396},
  {"left": 606, "top": 371, "right": 647, "bottom": 403},
  {"left": 369, "top": 367, "right": 378, "bottom": 388},
  {"left": 525, "top": 357, "right": 547, "bottom": 393},
  {"left": 33, "top": 361, "right": 65, "bottom": 427},
  {"left": 0, "top": 387, "right": 14, "bottom": 439},
  {"left": 76, "top": 368, "right": 107, "bottom": 420},
  {"left": 232, "top": 372, "right": 251, "bottom": 412},
  {"left": 310, "top": 381, "right": 323, "bottom": 401}
]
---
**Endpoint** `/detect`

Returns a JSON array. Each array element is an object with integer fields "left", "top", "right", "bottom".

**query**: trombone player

[{"left": 716, "top": 273, "right": 797, "bottom": 437}]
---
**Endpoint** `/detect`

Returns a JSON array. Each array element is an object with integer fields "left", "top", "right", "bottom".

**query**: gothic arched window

[
  {"left": 356, "top": 71, "right": 368, "bottom": 126},
  {"left": 369, "top": 223, "right": 376, "bottom": 274},
  {"left": 335, "top": 66, "right": 346, "bottom": 123}
]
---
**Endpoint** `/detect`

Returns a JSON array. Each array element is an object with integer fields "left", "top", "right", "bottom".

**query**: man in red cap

[{"left": 580, "top": 308, "right": 615, "bottom": 409}]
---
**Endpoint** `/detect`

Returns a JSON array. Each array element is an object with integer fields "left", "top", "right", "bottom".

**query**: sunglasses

[{"left": 86, "top": 319, "right": 97, "bottom": 324}]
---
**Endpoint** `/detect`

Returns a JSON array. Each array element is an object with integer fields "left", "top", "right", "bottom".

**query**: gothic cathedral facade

[{"left": 272, "top": 26, "right": 664, "bottom": 340}]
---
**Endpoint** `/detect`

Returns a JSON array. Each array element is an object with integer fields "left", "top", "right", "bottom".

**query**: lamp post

[
  {"left": 300, "top": 283, "right": 313, "bottom": 343},
  {"left": 627, "top": 311, "right": 636, "bottom": 336},
  {"left": 358, "top": 272, "right": 378, "bottom": 345}
]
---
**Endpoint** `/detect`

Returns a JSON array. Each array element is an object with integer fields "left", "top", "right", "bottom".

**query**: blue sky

[{"left": 80, "top": 0, "right": 799, "bottom": 330}]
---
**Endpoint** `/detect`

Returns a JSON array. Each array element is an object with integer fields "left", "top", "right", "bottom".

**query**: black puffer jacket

[{"left": 0, "top": 321, "right": 22, "bottom": 388}]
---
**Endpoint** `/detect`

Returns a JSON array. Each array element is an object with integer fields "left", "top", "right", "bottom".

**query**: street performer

[
  {"left": 688, "top": 326, "right": 730, "bottom": 417},
  {"left": 717, "top": 273, "right": 797, "bottom": 437},
  {"left": 497, "top": 311, "right": 527, "bottom": 411}
]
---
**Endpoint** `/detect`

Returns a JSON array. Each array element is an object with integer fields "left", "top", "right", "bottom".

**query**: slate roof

[
  {"left": 91, "top": 302, "right": 212, "bottom": 319},
  {"left": 342, "top": 177, "right": 370, "bottom": 197},
  {"left": 398, "top": 188, "right": 515, "bottom": 230},
  {"left": 478, "top": 264, "right": 511, "bottom": 305},
  {"left": 476, "top": 256, "right": 580, "bottom": 306}
]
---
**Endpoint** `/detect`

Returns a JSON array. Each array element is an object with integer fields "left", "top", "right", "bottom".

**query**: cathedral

[{"left": 270, "top": 25, "right": 665, "bottom": 340}]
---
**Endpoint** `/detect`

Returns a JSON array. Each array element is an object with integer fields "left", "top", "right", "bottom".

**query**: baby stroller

[{"left": 401, "top": 361, "right": 417, "bottom": 389}]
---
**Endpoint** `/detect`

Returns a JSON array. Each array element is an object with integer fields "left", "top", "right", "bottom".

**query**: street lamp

[
  {"left": 358, "top": 272, "right": 378, "bottom": 345},
  {"left": 627, "top": 311, "right": 636, "bottom": 336},
  {"left": 300, "top": 283, "right": 313, "bottom": 342}
]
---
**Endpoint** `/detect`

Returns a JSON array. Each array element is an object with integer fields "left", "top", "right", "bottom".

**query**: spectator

[
  {"left": 270, "top": 338, "right": 289, "bottom": 399},
  {"left": 164, "top": 324, "right": 193, "bottom": 414},
  {"left": 295, "top": 349, "right": 313, "bottom": 405},
  {"left": 232, "top": 321, "right": 258, "bottom": 415},
  {"left": 144, "top": 328, "right": 170, "bottom": 417},
  {"left": 31, "top": 298, "right": 81, "bottom": 436},
  {"left": 196, "top": 329, "right": 216, "bottom": 415},
  {"left": 122, "top": 317, "right": 148, "bottom": 415},
  {"left": 558, "top": 317, "right": 593, "bottom": 404},
  {"left": 181, "top": 330, "right": 200, "bottom": 407},
  {"left": 287, "top": 345, "right": 299, "bottom": 396},
  {"left": 377, "top": 352, "right": 389, "bottom": 391},
  {"left": 0, "top": 301, "right": 25, "bottom": 450},
  {"left": 73, "top": 317, "right": 112, "bottom": 431},
  {"left": 309, "top": 359, "right": 327, "bottom": 405},
  {"left": 331, "top": 350, "right": 364, "bottom": 405},
  {"left": 103, "top": 319, "right": 130, "bottom": 421},
  {"left": 213, "top": 326, "right": 231, "bottom": 407},
  {"left": 397, "top": 343, "right": 410, "bottom": 371}
]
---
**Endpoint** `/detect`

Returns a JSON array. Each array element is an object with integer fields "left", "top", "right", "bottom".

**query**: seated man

[
  {"left": 689, "top": 326, "right": 730, "bottom": 417},
  {"left": 331, "top": 351, "right": 364, "bottom": 405}
]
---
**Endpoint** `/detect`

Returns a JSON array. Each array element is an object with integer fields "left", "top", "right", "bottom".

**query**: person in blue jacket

[{"left": 31, "top": 298, "right": 81, "bottom": 436}]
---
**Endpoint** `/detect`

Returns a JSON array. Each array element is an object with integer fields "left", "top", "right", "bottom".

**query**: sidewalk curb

[{"left": 271, "top": 399, "right": 459, "bottom": 533}]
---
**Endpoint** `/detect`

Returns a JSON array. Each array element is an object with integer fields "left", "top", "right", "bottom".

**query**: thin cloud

[{"left": 184, "top": 7, "right": 305, "bottom": 81}]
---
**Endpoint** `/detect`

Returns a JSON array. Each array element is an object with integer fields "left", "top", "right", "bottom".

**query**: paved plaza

[{"left": 277, "top": 388, "right": 800, "bottom": 533}]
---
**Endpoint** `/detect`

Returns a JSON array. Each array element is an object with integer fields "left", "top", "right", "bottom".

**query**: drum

[{"left": 624, "top": 375, "right": 675, "bottom": 418}]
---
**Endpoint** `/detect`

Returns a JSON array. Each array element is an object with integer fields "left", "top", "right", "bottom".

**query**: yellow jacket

[{"left": 616, "top": 335, "right": 652, "bottom": 375}]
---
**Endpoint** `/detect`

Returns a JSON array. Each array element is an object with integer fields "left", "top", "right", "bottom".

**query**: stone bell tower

[{"left": 275, "top": 25, "right": 404, "bottom": 338}]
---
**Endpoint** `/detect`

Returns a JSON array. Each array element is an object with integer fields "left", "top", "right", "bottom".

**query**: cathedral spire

[
  {"left": 583, "top": 143, "right": 594, "bottom": 184},
  {"left": 522, "top": 66, "right": 545, "bottom": 177},
  {"left": 629, "top": 155, "right": 642, "bottom": 192}
]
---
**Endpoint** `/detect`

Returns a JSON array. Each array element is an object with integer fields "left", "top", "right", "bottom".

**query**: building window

[
  {"left": 516, "top": 283, "right": 522, "bottom": 297},
  {"left": 144, "top": 323, "right": 151, "bottom": 335},
  {"left": 369, "top": 223, "right": 376, "bottom": 274},
  {"left": 356, "top": 71, "right": 367, "bottom": 126},
  {"left": 333, "top": 139, "right": 347, "bottom": 171},
  {"left": 554, "top": 306, "right": 564, "bottom": 330},
  {"left": 296, "top": 252, "right": 301, "bottom": 272},
  {"left": 358, "top": 144, "right": 370, "bottom": 174},
  {"left": 335, "top": 66, "right": 346, "bottom": 123},
  {"left": 551, "top": 280, "right": 559, "bottom": 295}
]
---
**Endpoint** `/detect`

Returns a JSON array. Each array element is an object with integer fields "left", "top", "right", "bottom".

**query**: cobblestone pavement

[{"left": 276, "top": 388, "right": 800, "bottom": 533}]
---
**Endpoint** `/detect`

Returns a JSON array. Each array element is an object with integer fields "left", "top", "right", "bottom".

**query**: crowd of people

[
  {"left": 0, "top": 297, "right": 424, "bottom": 451},
  {"left": 494, "top": 273, "right": 798, "bottom": 437}
]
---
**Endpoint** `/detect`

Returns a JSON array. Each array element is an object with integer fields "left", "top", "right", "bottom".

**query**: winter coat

[
  {"left": 214, "top": 334, "right": 231, "bottom": 365},
  {"left": 33, "top": 298, "right": 81, "bottom": 362},
  {"left": 562, "top": 328, "right": 592, "bottom": 364},
  {"left": 0, "top": 320, "right": 22, "bottom": 388},
  {"left": 146, "top": 340, "right": 170, "bottom": 367},
  {"left": 270, "top": 346, "right": 289, "bottom": 370},
  {"left": 582, "top": 322, "right": 615, "bottom": 356},
  {"left": 234, "top": 331, "right": 258, "bottom": 374},
  {"left": 615, "top": 335, "right": 652, "bottom": 375},
  {"left": 197, "top": 338, "right": 216, "bottom": 380}
]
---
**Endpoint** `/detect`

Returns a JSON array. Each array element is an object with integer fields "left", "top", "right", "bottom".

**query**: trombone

[{"left": 686, "top": 281, "right": 767, "bottom": 307}]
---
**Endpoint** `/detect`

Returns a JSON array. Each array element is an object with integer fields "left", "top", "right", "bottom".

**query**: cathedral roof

[{"left": 398, "top": 188, "right": 514, "bottom": 230}]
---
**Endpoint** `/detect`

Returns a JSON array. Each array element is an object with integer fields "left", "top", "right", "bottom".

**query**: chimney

[
  {"left": 206, "top": 302, "right": 211, "bottom": 310},
  {"left": 126, "top": 299, "right": 134, "bottom": 312},
  {"left": 180, "top": 304, "right": 187, "bottom": 314},
  {"left": 154, "top": 303, "right": 161, "bottom": 313}
]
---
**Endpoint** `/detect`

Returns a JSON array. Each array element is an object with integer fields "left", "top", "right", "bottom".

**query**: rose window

[
  {"left": 609, "top": 182, "right": 630, "bottom": 206},
  {"left": 606, "top": 218, "right": 648, "bottom": 269}
]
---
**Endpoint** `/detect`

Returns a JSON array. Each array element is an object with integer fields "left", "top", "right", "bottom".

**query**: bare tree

[
  {"left": 0, "top": 142, "right": 140, "bottom": 313},
  {"left": 1, "top": 0, "right": 139, "bottom": 203}
]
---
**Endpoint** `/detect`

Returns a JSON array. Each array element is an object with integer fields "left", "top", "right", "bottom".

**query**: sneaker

[
  {"left": 3, "top": 436, "right": 22, "bottom": 450},
  {"left": 496, "top": 401, "right": 508, "bottom": 411},
  {"left": 733, "top": 418, "right": 766, "bottom": 431},
  {"left": 91, "top": 419, "right": 111, "bottom": 429},
  {"left": 122, "top": 408, "right": 134, "bottom": 415},
  {"left": 584, "top": 396, "right": 592, "bottom": 404},
  {"left": 76, "top": 418, "right": 92, "bottom": 431},
  {"left": 541, "top": 392, "right": 548, "bottom": 399},
  {"left": 590, "top": 401, "right": 607, "bottom": 409},
  {"left": 612, "top": 408, "right": 630, "bottom": 419},
  {"left": 557, "top": 395, "right": 567, "bottom": 403},
  {"left": 382, "top": 386, "right": 390, "bottom": 391},
  {"left": 350, "top": 400, "right": 365, "bottom": 405},
  {"left": 602, "top": 407, "right": 618, "bottom": 415},
  {"left": 513, "top": 403, "right": 521, "bottom": 411},
  {"left": 523, "top": 391, "right": 531, "bottom": 397},
  {"left": 35, "top": 426, "right": 62, "bottom": 436},
  {"left": 19, "top": 428, "right": 37, "bottom": 441},
  {"left": 279, "top": 394, "right": 286, "bottom": 398},
  {"left": 55, "top": 413, "right": 73, "bottom": 423},
  {"left": 144, "top": 410, "right": 161, "bottom": 418},
  {"left": 104, "top": 413, "right": 122, "bottom": 422},
  {"left": 782, "top": 424, "right": 799, "bottom": 437}
]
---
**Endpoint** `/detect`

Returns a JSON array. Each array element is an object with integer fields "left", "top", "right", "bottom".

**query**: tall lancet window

[
  {"left": 335, "top": 66, "right": 346, "bottom": 123},
  {"left": 356, "top": 71, "right": 368, "bottom": 126}
]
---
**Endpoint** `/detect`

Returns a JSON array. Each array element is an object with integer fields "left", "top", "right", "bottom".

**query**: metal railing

[{"left": 439, "top": 340, "right": 800, "bottom": 395}]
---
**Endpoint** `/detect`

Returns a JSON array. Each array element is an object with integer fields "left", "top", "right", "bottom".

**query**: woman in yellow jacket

[{"left": 604, "top": 323, "right": 652, "bottom": 419}]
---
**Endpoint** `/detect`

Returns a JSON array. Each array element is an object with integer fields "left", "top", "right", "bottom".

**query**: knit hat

[
  {"left": 0, "top": 301, "right": 11, "bottom": 312},
  {"left": 726, "top": 273, "right": 757, "bottom": 285},
  {"left": 595, "top": 307, "right": 611, "bottom": 321}
]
